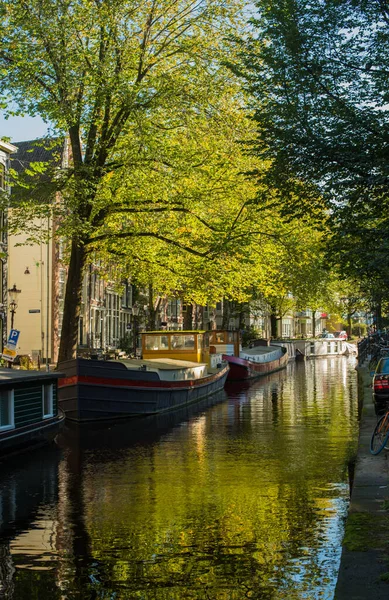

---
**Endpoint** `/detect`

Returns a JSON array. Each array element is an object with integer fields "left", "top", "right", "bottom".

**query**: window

[
  {"left": 42, "top": 384, "right": 54, "bottom": 418},
  {"left": 0, "top": 164, "right": 5, "bottom": 190},
  {"left": 145, "top": 335, "right": 169, "bottom": 351},
  {"left": 171, "top": 334, "right": 195, "bottom": 349},
  {"left": 377, "top": 359, "right": 389, "bottom": 374},
  {"left": 327, "top": 342, "right": 331, "bottom": 354},
  {"left": 282, "top": 322, "right": 291, "bottom": 338},
  {"left": 0, "top": 390, "right": 14, "bottom": 430}
]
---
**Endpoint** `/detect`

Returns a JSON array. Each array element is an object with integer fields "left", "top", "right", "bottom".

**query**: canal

[{"left": 0, "top": 356, "right": 359, "bottom": 599}]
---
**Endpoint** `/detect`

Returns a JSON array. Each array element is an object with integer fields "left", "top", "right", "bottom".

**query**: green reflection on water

[{"left": 5, "top": 357, "right": 358, "bottom": 599}]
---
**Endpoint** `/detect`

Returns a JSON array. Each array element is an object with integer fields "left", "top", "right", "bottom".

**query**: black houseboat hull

[
  {"left": 58, "top": 358, "right": 229, "bottom": 422},
  {"left": 0, "top": 368, "right": 65, "bottom": 457},
  {"left": 0, "top": 412, "right": 65, "bottom": 456}
]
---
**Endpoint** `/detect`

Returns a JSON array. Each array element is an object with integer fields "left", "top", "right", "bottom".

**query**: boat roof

[
  {"left": 142, "top": 330, "right": 207, "bottom": 335},
  {"left": 0, "top": 368, "right": 62, "bottom": 385}
]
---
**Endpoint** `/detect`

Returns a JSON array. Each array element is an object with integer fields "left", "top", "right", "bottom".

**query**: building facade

[
  {"left": 9, "top": 139, "right": 134, "bottom": 363},
  {"left": 0, "top": 139, "right": 18, "bottom": 347}
]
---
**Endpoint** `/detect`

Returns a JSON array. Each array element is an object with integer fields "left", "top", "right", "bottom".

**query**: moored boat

[
  {"left": 58, "top": 330, "right": 229, "bottom": 422},
  {"left": 0, "top": 369, "right": 65, "bottom": 456},
  {"left": 208, "top": 330, "right": 289, "bottom": 381},
  {"left": 223, "top": 346, "right": 288, "bottom": 380}
]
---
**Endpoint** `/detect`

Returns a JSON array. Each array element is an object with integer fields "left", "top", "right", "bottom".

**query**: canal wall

[{"left": 334, "top": 364, "right": 389, "bottom": 599}]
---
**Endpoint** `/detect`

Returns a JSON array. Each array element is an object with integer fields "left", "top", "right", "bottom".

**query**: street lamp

[
  {"left": 132, "top": 304, "right": 140, "bottom": 357},
  {"left": 8, "top": 284, "right": 21, "bottom": 330}
]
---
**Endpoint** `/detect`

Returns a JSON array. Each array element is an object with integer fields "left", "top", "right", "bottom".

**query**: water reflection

[{"left": 0, "top": 357, "right": 358, "bottom": 599}]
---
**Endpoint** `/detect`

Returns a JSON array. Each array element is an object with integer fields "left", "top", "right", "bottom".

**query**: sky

[{"left": 0, "top": 114, "right": 50, "bottom": 144}]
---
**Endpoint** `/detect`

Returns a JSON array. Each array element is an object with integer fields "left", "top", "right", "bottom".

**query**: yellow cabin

[
  {"left": 141, "top": 331, "right": 210, "bottom": 364},
  {"left": 209, "top": 330, "right": 240, "bottom": 357}
]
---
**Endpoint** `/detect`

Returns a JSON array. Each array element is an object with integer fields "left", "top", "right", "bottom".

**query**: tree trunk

[
  {"left": 57, "top": 239, "right": 87, "bottom": 363},
  {"left": 238, "top": 303, "right": 246, "bottom": 330},
  {"left": 183, "top": 304, "right": 193, "bottom": 330},
  {"left": 376, "top": 298, "right": 382, "bottom": 331},
  {"left": 270, "top": 305, "right": 278, "bottom": 338},
  {"left": 312, "top": 310, "right": 317, "bottom": 338},
  {"left": 147, "top": 285, "right": 156, "bottom": 330},
  {"left": 222, "top": 298, "right": 230, "bottom": 329},
  {"left": 347, "top": 312, "right": 352, "bottom": 337}
]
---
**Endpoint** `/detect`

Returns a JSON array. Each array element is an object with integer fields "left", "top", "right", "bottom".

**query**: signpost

[{"left": 2, "top": 329, "right": 20, "bottom": 362}]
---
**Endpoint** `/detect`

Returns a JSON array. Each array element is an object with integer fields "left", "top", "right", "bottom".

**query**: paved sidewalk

[{"left": 334, "top": 365, "right": 389, "bottom": 599}]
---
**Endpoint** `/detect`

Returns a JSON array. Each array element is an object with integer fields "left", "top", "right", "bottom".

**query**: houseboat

[
  {"left": 0, "top": 369, "right": 65, "bottom": 456},
  {"left": 209, "top": 330, "right": 289, "bottom": 381},
  {"left": 58, "top": 330, "right": 229, "bottom": 422}
]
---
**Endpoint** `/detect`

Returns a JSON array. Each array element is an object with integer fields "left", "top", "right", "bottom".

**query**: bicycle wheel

[{"left": 370, "top": 414, "right": 389, "bottom": 455}]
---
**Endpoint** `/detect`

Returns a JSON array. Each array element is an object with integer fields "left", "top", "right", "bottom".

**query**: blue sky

[{"left": 0, "top": 114, "right": 50, "bottom": 143}]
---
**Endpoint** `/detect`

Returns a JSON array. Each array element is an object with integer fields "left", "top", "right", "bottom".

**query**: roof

[
  {"left": 0, "top": 140, "right": 18, "bottom": 155},
  {"left": 10, "top": 138, "right": 66, "bottom": 203},
  {"left": 12, "top": 138, "right": 65, "bottom": 175},
  {"left": 0, "top": 368, "right": 62, "bottom": 386},
  {"left": 142, "top": 330, "right": 207, "bottom": 335}
]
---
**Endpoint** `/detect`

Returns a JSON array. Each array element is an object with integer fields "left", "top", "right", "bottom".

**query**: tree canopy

[
  {"left": 232, "top": 0, "right": 389, "bottom": 318},
  {"left": 1, "top": 0, "right": 250, "bottom": 359}
]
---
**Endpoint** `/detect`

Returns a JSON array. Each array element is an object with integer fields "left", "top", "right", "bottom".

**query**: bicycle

[{"left": 370, "top": 409, "right": 389, "bottom": 455}]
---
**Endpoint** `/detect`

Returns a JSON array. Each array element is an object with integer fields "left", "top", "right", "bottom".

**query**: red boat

[
  {"left": 209, "top": 330, "right": 289, "bottom": 381},
  {"left": 222, "top": 347, "right": 289, "bottom": 380}
]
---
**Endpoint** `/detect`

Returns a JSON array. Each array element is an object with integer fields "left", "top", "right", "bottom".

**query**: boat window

[
  {"left": 0, "top": 389, "right": 14, "bottom": 430},
  {"left": 215, "top": 332, "right": 225, "bottom": 343},
  {"left": 145, "top": 335, "right": 169, "bottom": 351},
  {"left": 227, "top": 331, "right": 235, "bottom": 343},
  {"left": 209, "top": 332, "right": 216, "bottom": 344},
  {"left": 171, "top": 334, "right": 195, "bottom": 350},
  {"left": 42, "top": 384, "right": 54, "bottom": 418}
]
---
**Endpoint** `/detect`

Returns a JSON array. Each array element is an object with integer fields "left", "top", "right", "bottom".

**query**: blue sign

[{"left": 7, "top": 329, "right": 20, "bottom": 348}]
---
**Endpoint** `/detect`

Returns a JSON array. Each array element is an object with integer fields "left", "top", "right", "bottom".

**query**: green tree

[
  {"left": 232, "top": 0, "right": 389, "bottom": 316},
  {"left": 1, "top": 0, "right": 245, "bottom": 362}
]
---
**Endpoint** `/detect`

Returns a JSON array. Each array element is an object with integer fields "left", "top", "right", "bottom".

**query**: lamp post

[
  {"left": 8, "top": 284, "right": 21, "bottom": 330},
  {"left": 132, "top": 304, "right": 139, "bottom": 357}
]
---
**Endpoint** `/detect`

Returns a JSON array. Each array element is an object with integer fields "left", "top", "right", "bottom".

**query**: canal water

[{"left": 0, "top": 357, "right": 358, "bottom": 599}]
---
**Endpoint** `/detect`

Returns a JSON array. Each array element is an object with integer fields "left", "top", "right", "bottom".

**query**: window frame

[
  {"left": 42, "top": 383, "right": 54, "bottom": 418},
  {"left": 0, "top": 389, "right": 14, "bottom": 431},
  {"left": 0, "top": 163, "right": 5, "bottom": 190}
]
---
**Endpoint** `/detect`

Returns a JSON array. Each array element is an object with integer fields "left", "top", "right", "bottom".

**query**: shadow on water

[
  {"left": 57, "top": 388, "right": 228, "bottom": 453},
  {"left": 0, "top": 446, "right": 62, "bottom": 599},
  {"left": 0, "top": 446, "right": 61, "bottom": 539}
]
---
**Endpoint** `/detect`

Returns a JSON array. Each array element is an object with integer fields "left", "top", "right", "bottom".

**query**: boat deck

[
  {"left": 119, "top": 358, "right": 206, "bottom": 370},
  {"left": 240, "top": 345, "right": 280, "bottom": 356}
]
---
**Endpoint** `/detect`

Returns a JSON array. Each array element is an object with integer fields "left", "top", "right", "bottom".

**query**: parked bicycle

[{"left": 370, "top": 409, "right": 389, "bottom": 455}]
